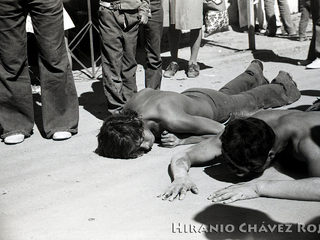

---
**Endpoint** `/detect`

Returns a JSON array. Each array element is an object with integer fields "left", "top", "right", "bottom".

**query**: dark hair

[
  {"left": 95, "top": 109, "right": 145, "bottom": 159},
  {"left": 220, "top": 117, "right": 276, "bottom": 174}
]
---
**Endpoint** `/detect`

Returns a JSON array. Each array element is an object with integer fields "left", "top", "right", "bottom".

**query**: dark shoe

[
  {"left": 306, "top": 98, "right": 320, "bottom": 111},
  {"left": 163, "top": 62, "right": 179, "bottom": 78},
  {"left": 264, "top": 29, "right": 276, "bottom": 37},
  {"left": 187, "top": 63, "right": 200, "bottom": 78}
]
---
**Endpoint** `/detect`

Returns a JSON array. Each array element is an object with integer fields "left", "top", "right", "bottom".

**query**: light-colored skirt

[{"left": 163, "top": 0, "right": 203, "bottom": 30}]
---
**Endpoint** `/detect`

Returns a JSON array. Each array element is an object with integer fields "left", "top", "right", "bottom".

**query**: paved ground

[{"left": 1, "top": 13, "right": 320, "bottom": 240}]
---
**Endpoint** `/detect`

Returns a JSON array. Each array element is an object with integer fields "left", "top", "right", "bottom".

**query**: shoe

[
  {"left": 4, "top": 134, "right": 24, "bottom": 144},
  {"left": 163, "top": 62, "right": 179, "bottom": 78},
  {"left": 299, "top": 36, "right": 309, "bottom": 42},
  {"left": 52, "top": 131, "right": 72, "bottom": 141},
  {"left": 306, "top": 58, "right": 320, "bottom": 69},
  {"left": 287, "top": 32, "right": 298, "bottom": 37},
  {"left": 264, "top": 29, "right": 276, "bottom": 37},
  {"left": 187, "top": 63, "right": 200, "bottom": 78}
]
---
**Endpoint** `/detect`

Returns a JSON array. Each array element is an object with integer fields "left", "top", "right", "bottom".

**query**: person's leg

[
  {"left": 313, "top": 0, "right": 320, "bottom": 59},
  {"left": 277, "top": 0, "right": 296, "bottom": 35},
  {"left": 168, "top": 24, "right": 180, "bottom": 62},
  {"left": 299, "top": 0, "right": 310, "bottom": 41},
  {"left": 0, "top": 0, "right": 34, "bottom": 142},
  {"left": 211, "top": 71, "right": 301, "bottom": 122},
  {"left": 163, "top": 24, "right": 180, "bottom": 77},
  {"left": 219, "top": 60, "right": 268, "bottom": 95},
  {"left": 306, "top": 0, "right": 320, "bottom": 68},
  {"left": 64, "top": 31, "right": 72, "bottom": 67},
  {"left": 189, "top": 28, "right": 201, "bottom": 65},
  {"left": 257, "top": 0, "right": 267, "bottom": 31},
  {"left": 121, "top": 11, "right": 140, "bottom": 101},
  {"left": 187, "top": 28, "right": 201, "bottom": 78},
  {"left": 144, "top": 0, "right": 163, "bottom": 89},
  {"left": 307, "top": 0, "right": 320, "bottom": 63},
  {"left": 30, "top": 0, "right": 79, "bottom": 139},
  {"left": 99, "top": 7, "right": 126, "bottom": 110},
  {"left": 264, "top": 0, "right": 277, "bottom": 36}
]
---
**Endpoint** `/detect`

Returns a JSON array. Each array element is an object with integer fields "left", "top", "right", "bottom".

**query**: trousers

[
  {"left": 308, "top": 0, "right": 320, "bottom": 60},
  {"left": 144, "top": 0, "right": 163, "bottom": 89},
  {"left": 98, "top": 6, "right": 140, "bottom": 110},
  {"left": 0, "top": 0, "right": 79, "bottom": 139},
  {"left": 299, "top": 0, "right": 311, "bottom": 39},
  {"left": 182, "top": 61, "right": 301, "bottom": 122},
  {"left": 264, "top": 0, "right": 296, "bottom": 35}
]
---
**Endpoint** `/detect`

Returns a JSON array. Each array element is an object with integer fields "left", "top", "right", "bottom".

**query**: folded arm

[
  {"left": 160, "top": 131, "right": 213, "bottom": 147},
  {"left": 158, "top": 107, "right": 225, "bottom": 142}
]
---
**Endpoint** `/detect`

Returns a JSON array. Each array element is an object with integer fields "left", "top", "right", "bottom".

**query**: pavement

[{"left": 1, "top": 13, "right": 320, "bottom": 240}]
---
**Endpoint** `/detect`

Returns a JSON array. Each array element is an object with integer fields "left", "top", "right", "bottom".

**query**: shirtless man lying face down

[
  {"left": 160, "top": 108, "right": 320, "bottom": 203},
  {"left": 96, "top": 60, "right": 300, "bottom": 159}
]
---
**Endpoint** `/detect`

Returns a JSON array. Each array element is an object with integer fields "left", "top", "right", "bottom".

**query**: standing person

[
  {"left": 98, "top": 0, "right": 150, "bottom": 113},
  {"left": 264, "top": 0, "right": 296, "bottom": 37},
  {"left": 298, "top": 0, "right": 311, "bottom": 42},
  {"left": 0, "top": 0, "right": 79, "bottom": 145},
  {"left": 143, "top": 0, "right": 163, "bottom": 90},
  {"left": 306, "top": 0, "right": 320, "bottom": 69},
  {"left": 162, "top": 0, "right": 203, "bottom": 78}
]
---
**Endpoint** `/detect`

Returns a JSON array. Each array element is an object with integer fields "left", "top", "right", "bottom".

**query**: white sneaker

[
  {"left": 306, "top": 58, "right": 320, "bottom": 69},
  {"left": 52, "top": 131, "right": 72, "bottom": 141},
  {"left": 4, "top": 134, "right": 25, "bottom": 144}
]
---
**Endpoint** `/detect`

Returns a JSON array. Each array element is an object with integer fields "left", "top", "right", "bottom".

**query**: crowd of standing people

[{"left": 0, "top": 0, "right": 319, "bottom": 146}]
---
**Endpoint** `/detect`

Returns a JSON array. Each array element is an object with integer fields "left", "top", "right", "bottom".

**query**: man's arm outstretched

[
  {"left": 209, "top": 136, "right": 320, "bottom": 203},
  {"left": 208, "top": 178, "right": 320, "bottom": 203},
  {"left": 159, "top": 134, "right": 223, "bottom": 201}
]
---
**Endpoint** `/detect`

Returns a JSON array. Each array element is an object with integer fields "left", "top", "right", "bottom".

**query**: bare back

[
  {"left": 253, "top": 110, "right": 320, "bottom": 176},
  {"left": 124, "top": 88, "right": 220, "bottom": 136}
]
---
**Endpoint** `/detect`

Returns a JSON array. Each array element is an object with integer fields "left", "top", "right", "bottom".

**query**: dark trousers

[
  {"left": 299, "top": 0, "right": 311, "bottom": 39},
  {"left": 183, "top": 61, "right": 301, "bottom": 122},
  {"left": 264, "top": 0, "right": 296, "bottom": 35},
  {"left": 308, "top": 0, "right": 320, "bottom": 60},
  {"left": 144, "top": 0, "right": 163, "bottom": 90},
  {"left": 0, "top": 0, "right": 79, "bottom": 139},
  {"left": 98, "top": 7, "right": 140, "bottom": 110}
]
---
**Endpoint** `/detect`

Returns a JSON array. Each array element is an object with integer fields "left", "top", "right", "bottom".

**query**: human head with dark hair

[
  {"left": 220, "top": 117, "right": 276, "bottom": 177},
  {"left": 95, "top": 109, "right": 155, "bottom": 159}
]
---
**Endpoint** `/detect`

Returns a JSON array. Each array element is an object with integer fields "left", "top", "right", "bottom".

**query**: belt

[{"left": 100, "top": 1, "right": 121, "bottom": 10}]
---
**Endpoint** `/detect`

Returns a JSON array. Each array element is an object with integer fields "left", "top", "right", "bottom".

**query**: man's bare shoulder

[
  {"left": 249, "top": 110, "right": 320, "bottom": 138},
  {"left": 252, "top": 109, "right": 301, "bottom": 120},
  {"left": 124, "top": 88, "right": 160, "bottom": 111},
  {"left": 278, "top": 111, "right": 320, "bottom": 127}
]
